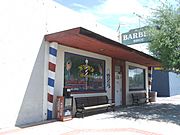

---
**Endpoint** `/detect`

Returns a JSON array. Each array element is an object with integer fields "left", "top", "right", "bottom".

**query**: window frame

[{"left": 128, "top": 65, "right": 146, "bottom": 91}]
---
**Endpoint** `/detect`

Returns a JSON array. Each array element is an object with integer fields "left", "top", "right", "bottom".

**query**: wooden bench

[
  {"left": 75, "top": 96, "right": 115, "bottom": 118},
  {"left": 131, "top": 92, "right": 151, "bottom": 105}
]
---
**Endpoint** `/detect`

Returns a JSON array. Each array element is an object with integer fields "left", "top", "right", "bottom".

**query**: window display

[{"left": 64, "top": 52, "right": 105, "bottom": 92}]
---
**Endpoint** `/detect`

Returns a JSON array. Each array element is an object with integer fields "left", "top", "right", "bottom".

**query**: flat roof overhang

[{"left": 45, "top": 27, "right": 161, "bottom": 67}]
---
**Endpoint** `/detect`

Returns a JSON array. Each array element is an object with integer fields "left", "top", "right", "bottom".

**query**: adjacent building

[{"left": 152, "top": 70, "right": 180, "bottom": 97}]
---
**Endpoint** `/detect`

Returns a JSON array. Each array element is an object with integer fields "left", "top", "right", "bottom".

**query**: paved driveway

[{"left": 1, "top": 96, "right": 180, "bottom": 135}]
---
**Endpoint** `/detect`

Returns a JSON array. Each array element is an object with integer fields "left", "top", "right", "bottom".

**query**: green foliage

[{"left": 147, "top": 0, "right": 180, "bottom": 73}]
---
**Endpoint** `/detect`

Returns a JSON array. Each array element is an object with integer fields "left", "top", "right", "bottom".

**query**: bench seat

[
  {"left": 75, "top": 96, "right": 115, "bottom": 118},
  {"left": 131, "top": 92, "right": 151, "bottom": 105},
  {"left": 84, "top": 103, "right": 114, "bottom": 110}
]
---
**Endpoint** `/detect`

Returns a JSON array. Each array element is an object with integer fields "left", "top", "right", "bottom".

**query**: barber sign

[{"left": 121, "top": 26, "right": 150, "bottom": 45}]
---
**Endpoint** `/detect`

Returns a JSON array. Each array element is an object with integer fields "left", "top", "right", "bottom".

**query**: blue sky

[{"left": 54, "top": 0, "right": 165, "bottom": 33}]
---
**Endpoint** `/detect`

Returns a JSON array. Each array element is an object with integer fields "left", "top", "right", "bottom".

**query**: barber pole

[
  {"left": 85, "top": 59, "right": 88, "bottom": 90},
  {"left": 47, "top": 42, "right": 58, "bottom": 120},
  {"left": 148, "top": 67, "right": 152, "bottom": 91}
]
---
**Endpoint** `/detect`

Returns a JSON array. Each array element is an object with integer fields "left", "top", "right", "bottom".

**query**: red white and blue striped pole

[{"left": 47, "top": 43, "right": 58, "bottom": 120}]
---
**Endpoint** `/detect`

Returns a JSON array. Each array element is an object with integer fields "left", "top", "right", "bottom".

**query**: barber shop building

[{"left": 42, "top": 27, "right": 160, "bottom": 120}]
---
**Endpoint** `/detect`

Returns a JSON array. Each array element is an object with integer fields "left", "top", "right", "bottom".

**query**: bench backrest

[
  {"left": 75, "top": 96, "right": 108, "bottom": 108},
  {"left": 87, "top": 96, "right": 98, "bottom": 106},
  {"left": 75, "top": 97, "right": 89, "bottom": 108},
  {"left": 97, "top": 96, "right": 108, "bottom": 105},
  {"left": 132, "top": 92, "right": 146, "bottom": 98}
]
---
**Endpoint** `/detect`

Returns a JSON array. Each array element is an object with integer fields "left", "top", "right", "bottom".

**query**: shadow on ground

[{"left": 106, "top": 103, "right": 180, "bottom": 125}]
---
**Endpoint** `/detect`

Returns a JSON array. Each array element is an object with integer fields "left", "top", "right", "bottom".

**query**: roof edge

[{"left": 78, "top": 27, "right": 160, "bottom": 63}]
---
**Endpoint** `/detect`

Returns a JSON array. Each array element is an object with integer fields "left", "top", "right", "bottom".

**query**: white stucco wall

[
  {"left": 0, "top": 0, "right": 117, "bottom": 128},
  {"left": 125, "top": 62, "right": 148, "bottom": 105},
  {"left": 169, "top": 72, "right": 180, "bottom": 96},
  {"left": 52, "top": 44, "right": 112, "bottom": 116},
  {"left": 15, "top": 40, "right": 47, "bottom": 126}
]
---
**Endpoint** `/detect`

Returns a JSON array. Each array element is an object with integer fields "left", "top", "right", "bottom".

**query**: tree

[{"left": 147, "top": 0, "right": 180, "bottom": 73}]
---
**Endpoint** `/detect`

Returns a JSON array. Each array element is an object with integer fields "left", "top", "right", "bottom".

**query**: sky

[{"left": 54, "top": 0, "right": 166, "bottom": 33}]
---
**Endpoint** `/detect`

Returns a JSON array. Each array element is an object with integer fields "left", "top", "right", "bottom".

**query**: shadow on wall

[
  {"left": 15, "top": 41, "right": 46, "bottom": 126},
  {"left": 104, "top": 103, "right": 180, "bottom": 125}
]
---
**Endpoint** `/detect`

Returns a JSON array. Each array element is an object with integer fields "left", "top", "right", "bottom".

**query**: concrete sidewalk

[{"left": 1, "top": 96, "right": 180, "bottom": 135}]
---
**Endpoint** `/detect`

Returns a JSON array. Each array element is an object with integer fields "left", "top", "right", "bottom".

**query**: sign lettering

[{"left": 121, "top": 26, "right": 150, "bottom": 45}]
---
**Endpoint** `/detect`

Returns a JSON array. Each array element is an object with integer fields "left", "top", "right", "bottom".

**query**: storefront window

[
  {"left": 64, "top": 52, "right": 105, "bottom": 92},
  {"left": 129, "top": 66, "right": 145, "bottom": 91}
]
